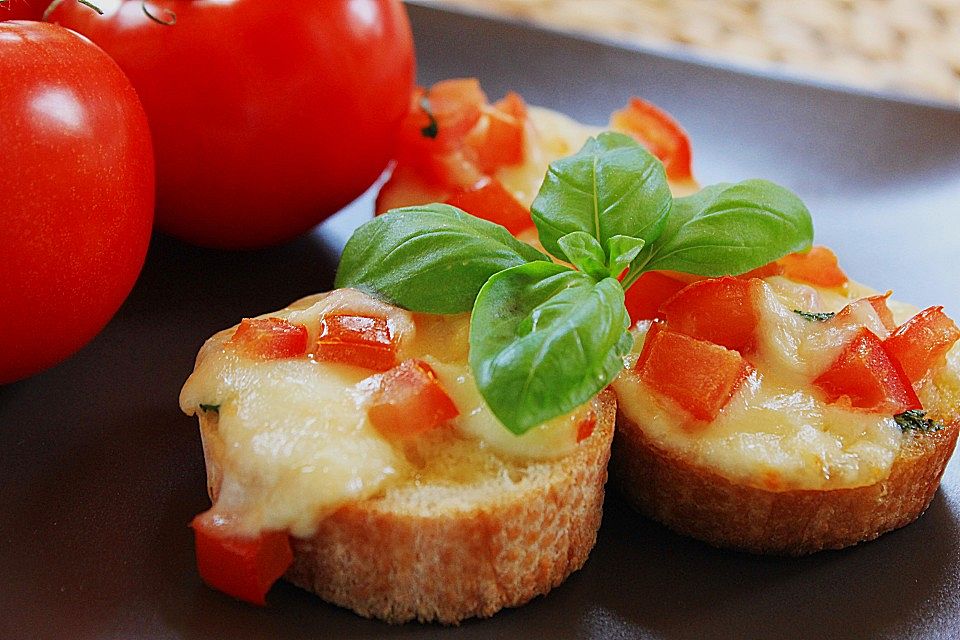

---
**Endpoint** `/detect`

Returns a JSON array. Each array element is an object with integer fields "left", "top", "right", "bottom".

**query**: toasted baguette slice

[
  {"left": 612, "top": 409, "right": 958, "bottom": 555},
  {"left": 265, "top": 389, "right": 615, "bottom": 624}
]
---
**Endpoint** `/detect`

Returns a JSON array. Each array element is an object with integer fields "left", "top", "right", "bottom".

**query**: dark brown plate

[{"left": 2, "top": 4, "right": 959, "bottom": 639}]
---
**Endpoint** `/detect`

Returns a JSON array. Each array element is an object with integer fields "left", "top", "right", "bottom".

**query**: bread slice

[
  {"left": 611, "top": 408, "right": 958, "bottom": 555},
  {"left": 206, "top": 389, "right": 615, "bottom": 624}
]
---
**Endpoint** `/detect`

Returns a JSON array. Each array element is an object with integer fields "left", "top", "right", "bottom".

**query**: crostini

[
  {"left": 181, "top": 77, "right": 955, "bottom": 627},
  {"left": 373, "top": 78, "right": 959, "bottom": 556},
  {"left": 611, "top": 254, "right": 960, "bottom": 554},
  {"left": 180, "top": 289, "right": 614, "bottom": 623}
]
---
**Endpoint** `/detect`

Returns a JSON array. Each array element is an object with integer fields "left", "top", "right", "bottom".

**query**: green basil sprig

[
  {"left": 336, "top": 133, "right": 814, "bottom": 434},
  {"left": 337, "top": 204, "right": 548, "bottom": 314}
]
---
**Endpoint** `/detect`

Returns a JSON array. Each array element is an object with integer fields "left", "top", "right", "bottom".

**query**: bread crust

[
  {"left": 612, "top": 407, "right": 959, "bottom": 555},
  {"left": 275, "top": 389, "right": 615, "bottom": 624}
]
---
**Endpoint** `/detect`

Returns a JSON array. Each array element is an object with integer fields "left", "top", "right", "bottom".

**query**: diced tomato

[
  {"left": 609, "top": 97, "right": 694, "bottom": 182},
  {"left": 229, "top": 317, "right": 308, "bottom": 359},
  {"left": 399, "top": 79, "right": 485, "bottom": 153},
  {"left": 865, "top": 293, "right": 897, "bottom": 332},
  {"left": 636, "top": 328, "right": 753, "bottom": 422},
  {"left": 576, "top": 408, "right": 597, "bottom": 443},
  {"left": 658, "top": 277, "right": 761, "bottom": 353},
  {"left": 493, "top": 90, "right": 526, "bottom": 120},
  {"left": 884, "top": 306, "right": 960, "bottom": 384},
  {"left": 778, "top": 246, "right": 848, "bottom": 288},
  {"left": 425, "top": 78, "right": 486, "bottom": 149},
  {"left": 314, "top": 313, "right": 397, "bottom": 371},
  {"left": 375, "top": 162, "right": 450, "bottom": 214},
  {"left": 739, "top": 261, "right": 784, "bottom": 279},
  {"left": 367, "top": 359, "right": 460, "bottom": 437},
  {"left": 445, "top": 177, "right": 532, "bottom": 235},
  {"left": 467, "top": 91, "right": 527, "bottom": 174},
  {"left": 393, "top": 80, "right": 487, "bottom": 187},
  {"left": 191, "top": 513, "right": 293, "bottom": 606},
  {"left": 813, "top": 327, "right": 921, "bottom": 413},
  {"left": 831, "top": 294, "right": 897, "bottom": 338},
  {"left": 387, "top": 79, "right": 529, "bottom": 205},
  {"left": 622, "top": 271, "right": 687, "bottom": 324}
]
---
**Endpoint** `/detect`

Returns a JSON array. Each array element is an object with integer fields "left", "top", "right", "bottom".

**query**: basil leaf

[
  {"left": 793, "top": 309, "right": 836, "bottom": 322},
  {"left": 607, "top": 235, "right": 645, "bottom": 277},
  {"left": 531, "top": 132, "right": 672, "bottom": 262},
  {"left": 335, "top": 204, "right": 549, "bottom": 314},
  {"left": 894, "top": 410, "right": 945, "bottom": 433},
  {"left": 469, "top": 262, "right": 632, "bottom": 434},
  {"left": 557, "top": 232, "right": 608, "bottom": 280},
  {"left": 639, "top": 180, "right": 813, "bottom": 276}
]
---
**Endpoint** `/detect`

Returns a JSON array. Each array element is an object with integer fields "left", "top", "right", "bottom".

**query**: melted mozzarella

[
  {"left": 180, "top": 289, "right": 586, "bottom": 537},
  {"left": 614, "top": 279, "right": 911, "bottom": 491},
  {"left": 181, "top": 353, "right": 403, "bottom": 537}
]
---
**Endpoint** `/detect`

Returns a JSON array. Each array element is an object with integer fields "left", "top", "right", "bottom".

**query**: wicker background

[{"left": 427, "top": 0, "right": 960, "bottom": 105}]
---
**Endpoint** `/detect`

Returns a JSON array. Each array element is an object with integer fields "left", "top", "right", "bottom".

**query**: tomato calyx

[
  {"left": 141, "top": 1, "right": 176, "bottom": 25},
  {"left": 43, "top": 0, "right": 101, "bottom": 20},
  {"left": 44, "top": 0, "right": 179, "bottom": 24}
]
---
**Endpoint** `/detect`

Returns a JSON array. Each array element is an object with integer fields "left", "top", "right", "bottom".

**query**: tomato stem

[
  {"left": 43, "top": 0, "right": 102, "bottom": 21},
  {"left": 141, "top": 1, "right": 175, "bottom": 25}
]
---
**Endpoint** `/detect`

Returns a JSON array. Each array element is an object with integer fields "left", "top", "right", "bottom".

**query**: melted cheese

[
  {"left": 180, "top": 289, "right": 590, "bottom": 537},
  {"left": 613, "top": 278, "right": 923, "bottom": 491}
]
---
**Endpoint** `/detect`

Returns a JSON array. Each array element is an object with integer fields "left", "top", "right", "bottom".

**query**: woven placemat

[{"left": 427, "top": 0, "right": 960, "bottom": 105}]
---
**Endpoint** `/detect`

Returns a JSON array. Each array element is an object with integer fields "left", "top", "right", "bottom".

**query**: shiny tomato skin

[
  {"left": 778, "top": 246, "right": 848, "bottom": 288},
  {"left": 636, "top": 327, "right": 753, "bottom": 423},
  {"left": 884, "top": 306, "right": 960, "bottom": 383},
  {"left": 0, "top": 21, "right": 154, "bottom": 384},
  {"left": 0, "top": 0, "right": 47, "bottom": 21},
  {"left": 229, "top": 318, "right": 309, "bottom": 360},
  {"left": 659, "top": 277, "right": 762, "bottom": 353},
  {"left": 191, "top": 513, "right": 293, "bottom": 606},
  {"left": 444, "top": 178, "right": 533, "bottom": 236},
  {"left": 367, "top": 359, "right": 460, "bottom": 438},
  {"left": 51, "top": 0, "right": 416, "bottom": 248},
  {"left": 314, "top": 313, "right": 398, "bottom": 371},
  {"left": 813, "top": 327, "right": 921, "bottom": 413}
]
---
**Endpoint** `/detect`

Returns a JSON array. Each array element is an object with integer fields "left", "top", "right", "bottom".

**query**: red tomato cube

[
  {"left": 813, "top": 327, "right": 921, "bottom": 413},
  {"left": 636, "top": 327, "right": 753, "bottom": 422},
  {"left": 610, "top": 97, "right": 693, "bottom": 182},
  {"left": 884, "top": 306, "right": 960, "bottom": 383},
  {"left": 445, "top": 177, "right": 532, "bottom": 236},
  {"left": 191, "top": 514, "right": 293, "bottom": 606},
  {"left": 659, "top": 276, "right": 761, "bottom": 353},
  {"left": 367, "top": 359, "right": 460, "bottom": 437},
  {"left": 314, "top": 313, "right": 397, "bottom": 371},
  {"left": 623, "top": 271, "right": 688, "bottom": 325},
  {"left": 778, "top": 246, "right": 848, "bottom": 288},
  {"left": 229, "top": 317, "right": 308, "bottom": 359},
  {"left": 467, "top": 91, "right": 527, "bottom": 174}
]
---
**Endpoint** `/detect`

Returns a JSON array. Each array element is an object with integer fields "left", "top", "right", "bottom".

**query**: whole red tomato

[
  {"left": 50, "top": 0, "right": 416, "bottom": 248},
  {"left": 0, "top": 0, "right": 48, "bottom": 21},
  {"left": 0, "top": 21, "right": 154, "bottom": 384}
]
